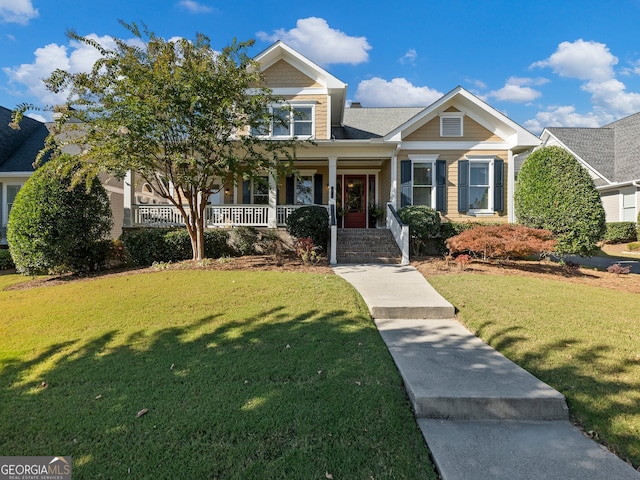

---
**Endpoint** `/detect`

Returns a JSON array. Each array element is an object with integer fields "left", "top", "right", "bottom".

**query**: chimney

[{"left": 350, "top": 102, "right": 362, "bottom": 108}]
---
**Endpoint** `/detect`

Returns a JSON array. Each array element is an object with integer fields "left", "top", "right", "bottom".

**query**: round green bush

[
  {"left": 398, "top": 205, "right": 441, "bottom": 255},
  {"left": 515, "top": 146, "right": 606, "bottom": 256},
  {"left": 604, "top": 222, "right": 637, "bottom": 244},
  {"left": 7, "top": 160, "right": 113, "bottom": 275},
  {"left": 285, "top": 206, "right": 329, "bottom": 251}
]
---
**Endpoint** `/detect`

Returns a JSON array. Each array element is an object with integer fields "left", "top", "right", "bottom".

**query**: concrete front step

[
  {"left": 419, "top": 419, "right": 640, "bottom": 480},
  {"left": 375, "top": 319, "right": 569, "bottom": 421}
]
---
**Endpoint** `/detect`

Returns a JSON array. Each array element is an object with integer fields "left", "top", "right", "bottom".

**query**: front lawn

[
  {"left": 427, "top": 270, "right": 640, "bottom": 468},
  {"left": 0, "top": 270, "right": 436, "bottom": 479}
]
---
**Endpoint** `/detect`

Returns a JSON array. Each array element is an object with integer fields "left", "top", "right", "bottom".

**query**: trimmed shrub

[
  {"left": 8, "top": 160, "right": 113, "bottom": 275},
  {"left": 604, "top": 222, "right": 637, "bottom": 244},
  {"left": 447, "top": 224, "right": 556, "bottom": 261},
  {"left": 398, "top": 205, "right": 441, "bottom": 256},
  {"left": 285, "top": 206, "right": 329, "bottom": 251},
  {"left": 435, "top": 221, "right": 502, "bottom": 254},
  {"left": 121, "top": 228, "right": 231, "bottom": 265},
  {"left": 0, "top": 249, "right": 15, "bottom": 270},
  {"left": 515, "top": 146, "right": 606, "bottom": 256}
]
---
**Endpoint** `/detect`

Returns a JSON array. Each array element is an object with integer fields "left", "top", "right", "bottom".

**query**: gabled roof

[
  {"left": 254, "top": 41, "right": 347, "bottom": 126},
  {"left": 383, "top": 86, "right": 540, "bottom": 151},
  {"left": 542, "top": 111, "right": 640, "bottom": 184},
  {"left": 0, "top": 106, "right": 48, "bottom": 173}
]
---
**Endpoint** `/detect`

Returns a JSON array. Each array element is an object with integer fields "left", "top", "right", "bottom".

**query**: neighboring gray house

[
  {"left": 0, "top": 106, "right": 44, "bottom": 245},
  {"left": 539, "top": 112, "right": 640, "bottom": 223}
]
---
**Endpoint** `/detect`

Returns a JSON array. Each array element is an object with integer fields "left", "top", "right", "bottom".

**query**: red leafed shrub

[{"left": 446, "top": 224, "right": 556, "bottom": 261}]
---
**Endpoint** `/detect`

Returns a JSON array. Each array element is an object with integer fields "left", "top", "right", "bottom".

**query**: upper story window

[
  {"left": 253, "top": 104, "right": 315, "bottom": 139},
  {"left": 440, "top": 113, "right": 463, "bottom": 137}
]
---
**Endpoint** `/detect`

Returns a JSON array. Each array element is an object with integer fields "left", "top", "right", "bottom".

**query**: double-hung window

[
  {"left": 458, "top": 156, "right": 504, "bottom": 214},
  {"left": 242, "top": 176, "right": 269, "bottom": 205},
  {"left": 412, "top": 162, "right": 435, "bottom": 207},
  {"left": 401, "top": 155, "right": 446, "bottom": 211},
  {"left": 295, "top": 175, "right": 313, "bottom": 205},
  {"left": 253, "top": 104, "right": 315, "bottom": 139}
]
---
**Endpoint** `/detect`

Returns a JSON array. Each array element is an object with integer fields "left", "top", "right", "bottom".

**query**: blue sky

[{"left": 2, "top": 0, "right": 640, "bottom": 134}]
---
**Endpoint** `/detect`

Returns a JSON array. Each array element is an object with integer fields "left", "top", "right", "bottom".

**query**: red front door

[{"left": 343, "top": 175, "right": 367, "bottom": 228}]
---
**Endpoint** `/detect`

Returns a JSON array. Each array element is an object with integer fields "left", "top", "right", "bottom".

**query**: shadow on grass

[
  {"left": 472, "top": 319, "right": 640, "bottom": 468},
  {"left": 0, "top": 307, "right": 436, "bottom": 479}
]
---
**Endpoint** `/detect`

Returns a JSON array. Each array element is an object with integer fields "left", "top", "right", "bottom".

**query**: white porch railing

[
  {"left": 386, "top": 202, "right": 410, "bottom": 265},
  {"left": 132, "top": 204, "right": 328, "bottom": 228}
]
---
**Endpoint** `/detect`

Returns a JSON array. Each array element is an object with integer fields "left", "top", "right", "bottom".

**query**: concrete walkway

[{"left": 334, "top": 264, "right": 640, "bottom": 480}]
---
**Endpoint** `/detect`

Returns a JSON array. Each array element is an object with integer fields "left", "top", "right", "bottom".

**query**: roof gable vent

[{"left": 440, "top": 114, "right": 463, "bottom": 137}]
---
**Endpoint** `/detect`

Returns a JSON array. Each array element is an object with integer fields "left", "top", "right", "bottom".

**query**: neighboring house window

[
  {"left": 3, "top": 184, "right": 21, "bottom": 225},
  {"left": 253, "top": 104, "right": 314, "bottom": 139},
  {"left": 440, "top": 113, "right": 463, "bottom": 137},
  {"left": 622, "top": 189, "right": 636, "bottom": 222},
  {"left": 400, "top": 157, "right": 446, "bottom": 211},
  {"left": 458, "top": 156, "right": 504, "bottom": 214}
]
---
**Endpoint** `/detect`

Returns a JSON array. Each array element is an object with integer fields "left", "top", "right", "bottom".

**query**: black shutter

[
  {"left": 435, "top": 160, "right": 446, "bottom": 212},
  {"left": 242, "top": 180, "right": 251, "bottom": 204},
  {"left": 285, "top": 176, "right": 294, "bottom": 204},
  {"left": 458, "top": 160, "right": 469, "bottom": 213},
  {"left": 314, "top": 174, "right": 323, "bottom": 204},
  {"left": 400, "top": 160, "right": 412, "bottom": 207},
  {"left": 493, "top": 159, "right": 504, "bottom": 212}
]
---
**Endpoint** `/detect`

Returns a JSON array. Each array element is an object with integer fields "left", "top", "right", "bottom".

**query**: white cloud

[
  {"left": 531, "top": 39, "right": 617, "bottom": 82},
  {"left": 176, "top": 0, "right": 213, "bottom": 14},
  {"left": 487, "top": 77, "right": 548, "bottom": 103},
  {"left": 257, "top": 17, "right": 371, "bottom": 66},
  {"left": 524, "top": 105, "right": 612, "bottom": 133},
  {"left": 354, "top": 77, "right": 442, "bottom": 107},
  {"left": 399, "top": 49, "right": 417, "bottom": 65},
  {"left": 3, "top": 34, "right": 119, "bottom": 106},
  {"left": 531, "top": 39, "right": 640, "bottom": 122},
  {"left": 0, "top": 0, "right": 38, "bottom": 25},
  {"left": 582, "top": 78, "right": 640, "bottom": 115}
]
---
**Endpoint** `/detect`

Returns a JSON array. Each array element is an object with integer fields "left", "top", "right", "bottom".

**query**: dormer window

[
  {"left": 253, "top": 104, "right": 315, "bottom": 139},
  {"left": 440, "top": 113, "right": 463, "bottom": 137}
]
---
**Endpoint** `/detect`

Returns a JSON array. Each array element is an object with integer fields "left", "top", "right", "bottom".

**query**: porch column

[
  {"left": 267, "top": 173, "right": 277, "bottom": 228},
  {"left": 390, "top": 147, "right": 399, "bottom": 208},
  {"left": 328, "top": 156, "right": 337, "bottom": 265},
  {"left": 123, "top": 170, "right": 135, "bottom": 227},
  {"left": 508, "top": 150, "right": 515, "bottom": 223}
]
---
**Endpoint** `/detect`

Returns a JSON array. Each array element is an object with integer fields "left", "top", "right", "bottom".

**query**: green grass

[
  {"left": 429, "top": 273, "right": 640, "bottom": 468},
  {"left": 0, "top": 270, "right": 436, "bottom": 479}
]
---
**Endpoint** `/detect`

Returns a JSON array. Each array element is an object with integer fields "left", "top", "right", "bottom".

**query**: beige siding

[
  {"left": 601, "top": 191, "right": 619, "bottom": 222},
  {"left": 405, "top": 116, "right": 503, "bottom": 142},
  {"left": 263, "top": 60, "right": 322, "bottom": 88}
]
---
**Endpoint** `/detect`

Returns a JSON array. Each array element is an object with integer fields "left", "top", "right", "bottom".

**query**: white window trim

[
  {"left": 258, "top": 103, "right": 316, "bottom": 140},
  {"left": 440, "top": 112, "right": 464, "bottom": 137},
  {"left": 466, "top": 155, "right": 495, "bottom": 215},
  {"left": 408, "top": 154, "right": 438, "bottom": 207}
]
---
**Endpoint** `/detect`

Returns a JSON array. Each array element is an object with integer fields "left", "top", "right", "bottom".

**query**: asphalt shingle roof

[
  {"left": 546, "top": 112, "right": 640, "bottom": 183},
  {"left": 0, "top": 106, "right": 48, "bottom": 173},
  {"left": 332, "top": 107, "right": 424, "bottom": 139}
]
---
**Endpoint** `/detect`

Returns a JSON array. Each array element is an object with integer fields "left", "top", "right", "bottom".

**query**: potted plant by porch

[{"left": 368, "top": 204, "right": 383, "bottom": 228}]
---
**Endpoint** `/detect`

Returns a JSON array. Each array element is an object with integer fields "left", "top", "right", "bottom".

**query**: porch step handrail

[{"left": 386, "top": 202, "right": 410, "bottom": 265}]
